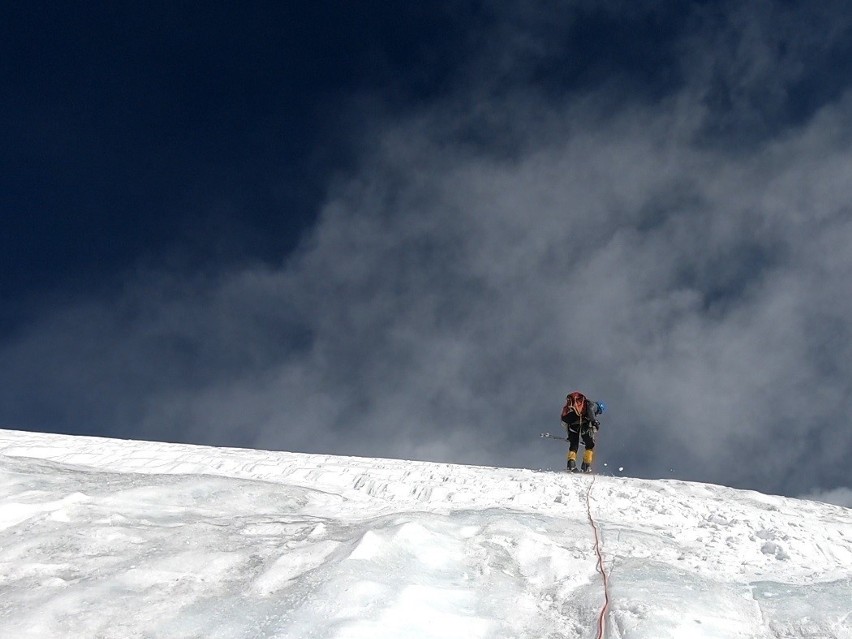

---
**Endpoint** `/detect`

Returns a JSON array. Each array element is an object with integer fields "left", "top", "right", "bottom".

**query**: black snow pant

[{"left": 565, "top": 424, "right": 595, "bottom": 453}]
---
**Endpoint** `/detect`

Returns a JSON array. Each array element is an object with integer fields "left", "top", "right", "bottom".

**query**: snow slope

[{"left": 1, "top": 428, "right": 850, "bottom": 638}]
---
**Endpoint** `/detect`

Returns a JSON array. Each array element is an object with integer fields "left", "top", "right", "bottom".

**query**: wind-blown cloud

[
  {"left": 804, "top": 487, "right": 852, "bottom": 509},
  {"left": 3, "top": 1, "right": 851, "bottom": 500}
]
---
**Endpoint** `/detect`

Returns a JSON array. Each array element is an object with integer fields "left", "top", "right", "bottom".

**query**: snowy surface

[{"left": 1, "top": 428, "right": 850, "bottom": 638}]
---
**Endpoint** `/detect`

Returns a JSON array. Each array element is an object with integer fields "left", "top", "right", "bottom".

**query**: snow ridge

[{"left": 1, "top": 428, "right": 850, "bottom": 638}]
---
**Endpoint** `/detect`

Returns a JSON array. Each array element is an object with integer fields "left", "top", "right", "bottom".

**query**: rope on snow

[{"left": 585, "top": 474, "right": 612, "bottom": 639}]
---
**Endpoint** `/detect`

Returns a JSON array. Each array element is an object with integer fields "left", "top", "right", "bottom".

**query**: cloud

[
  {"left": 801, "top": 487, "right": 852, "bottom": 509},
  {"left": 2, "top": 2, "right": 852, "bottom": 499}
]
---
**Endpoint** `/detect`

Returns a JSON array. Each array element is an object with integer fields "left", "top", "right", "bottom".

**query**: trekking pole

[{"left": 540, "top": 432, "right": 568, "bottom": 441}]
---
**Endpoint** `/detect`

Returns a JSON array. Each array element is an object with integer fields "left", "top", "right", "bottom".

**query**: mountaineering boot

[
  {"left": 567, "top": 450, "right": 578, "bottom": 472},
  {"left": 581, "top": 450, "right": 594, "bottom": 473}
]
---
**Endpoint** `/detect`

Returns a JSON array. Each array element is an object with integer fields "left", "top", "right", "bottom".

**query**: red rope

[{"left": 585, "top": 474, "right": 611, "bottom": 639}]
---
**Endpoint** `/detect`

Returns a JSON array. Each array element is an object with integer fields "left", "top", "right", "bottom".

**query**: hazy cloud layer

[{"left": 3, "top": 2, "right": 852, "bottom": 500}]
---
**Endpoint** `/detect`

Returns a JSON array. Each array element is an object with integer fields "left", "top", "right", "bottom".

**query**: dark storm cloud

[{"left": 2, "top": 1, "right": 852, "bottom": 503}]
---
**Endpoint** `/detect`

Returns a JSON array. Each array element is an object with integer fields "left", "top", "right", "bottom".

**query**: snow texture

[{"left": 1, "top": 428, "right": 850, "bottom": 638}]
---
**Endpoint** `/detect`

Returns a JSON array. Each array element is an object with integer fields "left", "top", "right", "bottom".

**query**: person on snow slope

[{"left": 560, "top": 391, "right": 604, "bottom": 473}]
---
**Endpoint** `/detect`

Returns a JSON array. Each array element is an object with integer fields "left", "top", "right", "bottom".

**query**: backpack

[{"left": 562, "top": 391, "right": 589, "bottom": 423}]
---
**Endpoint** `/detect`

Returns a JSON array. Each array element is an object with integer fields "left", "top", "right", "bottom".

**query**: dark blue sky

[
  {"left": 2, "top": 3, "right": 467, "bottom": 322},
  {"left": 1, "top": 2, "right": 695, "bottom": 327},
  {"left": 3, "top": 2, "right": 852, "bottom": 504}
]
